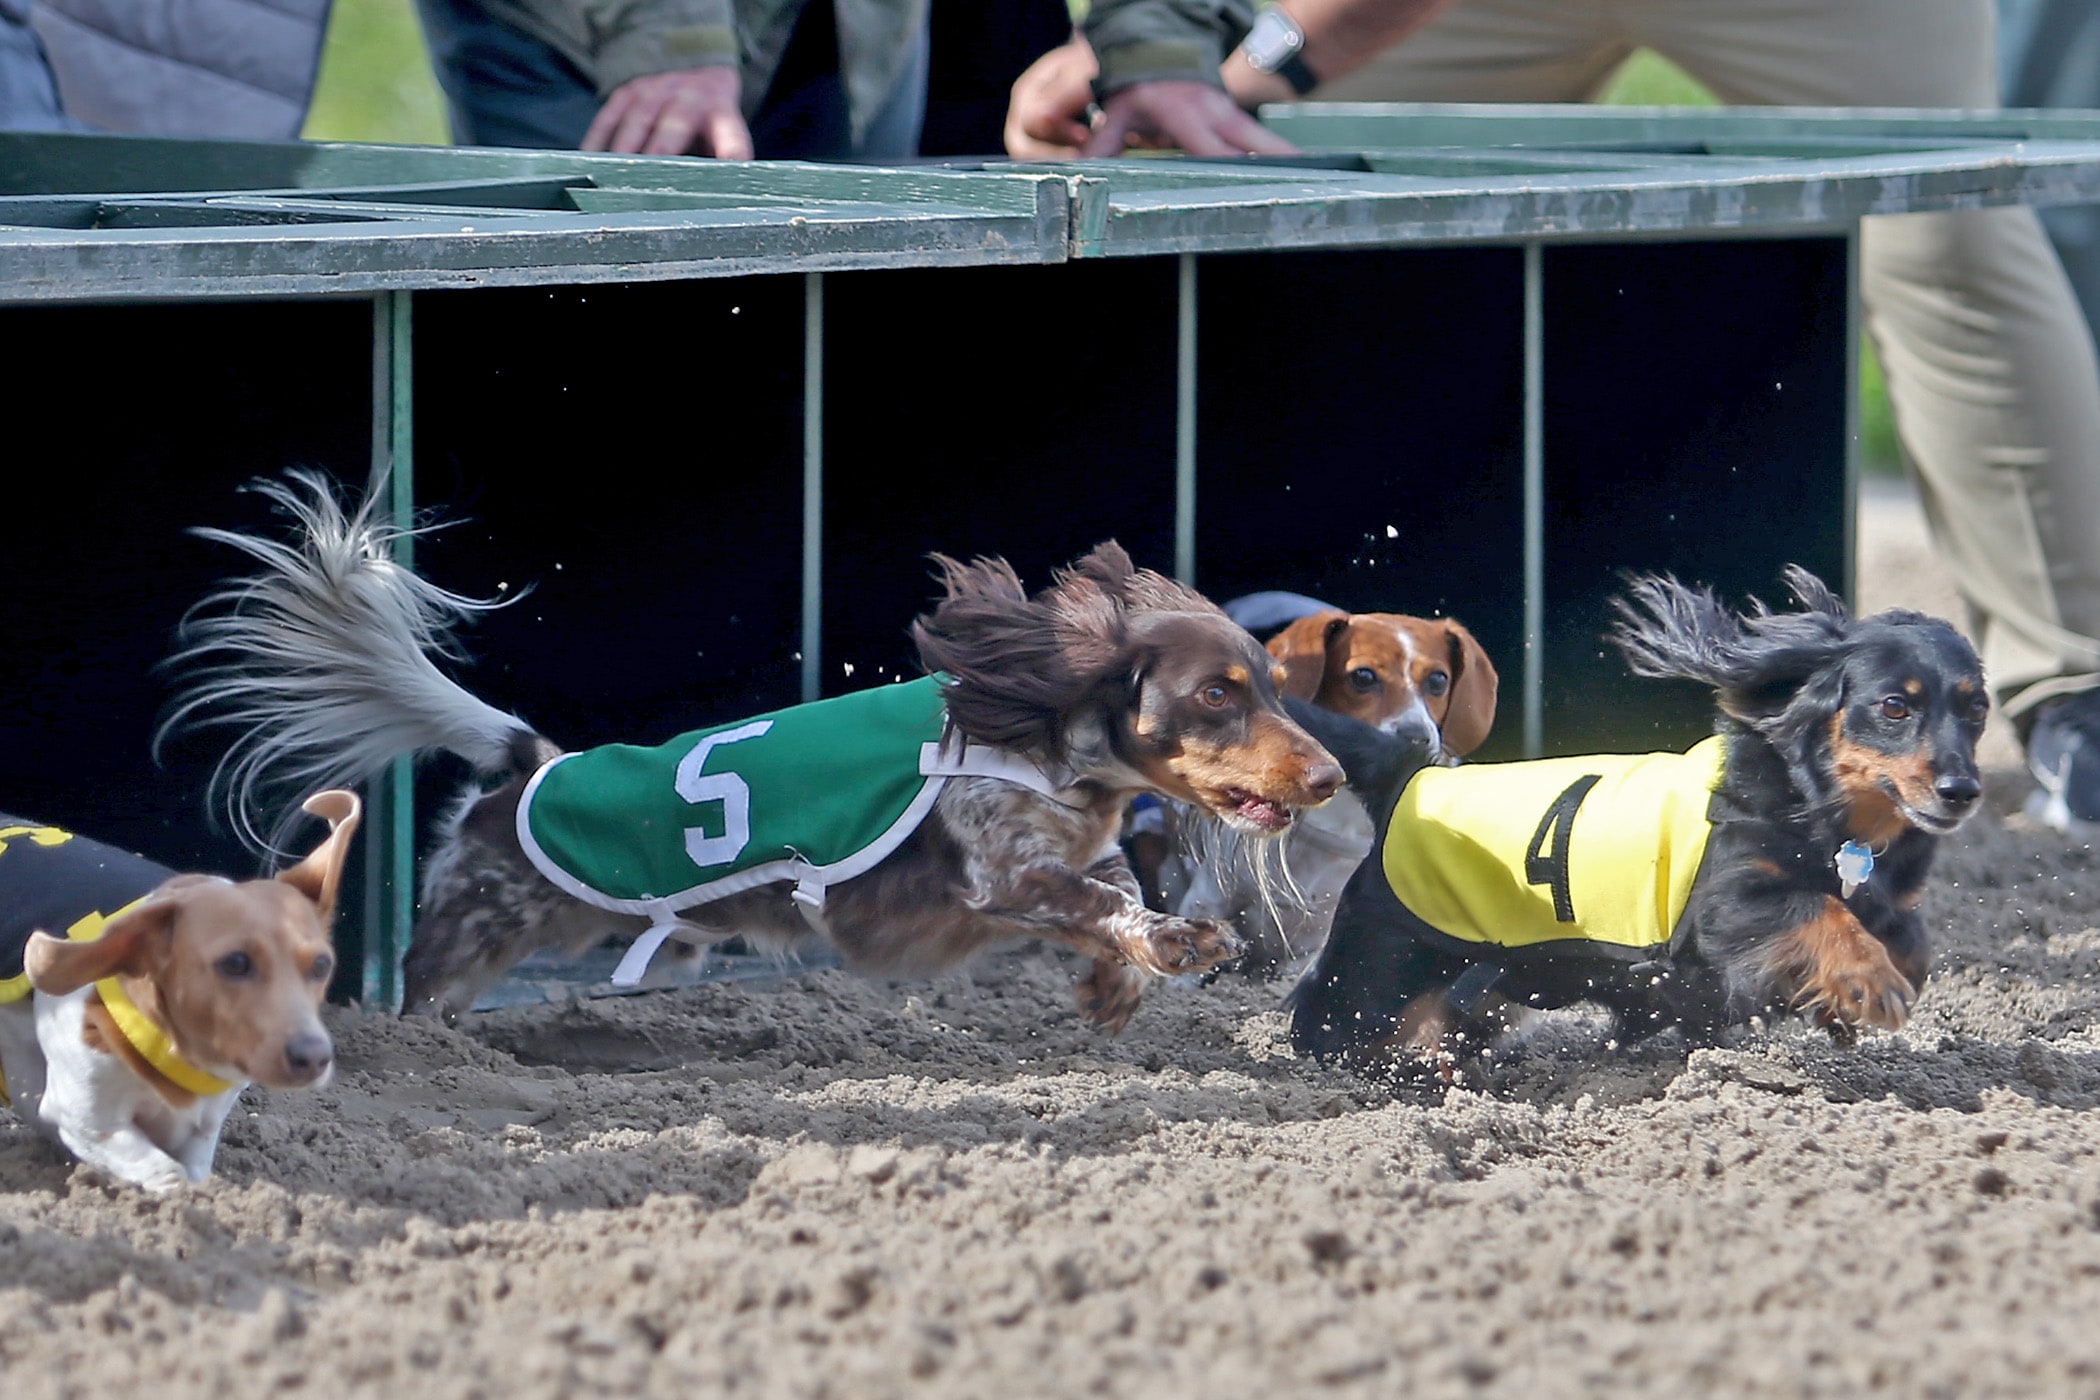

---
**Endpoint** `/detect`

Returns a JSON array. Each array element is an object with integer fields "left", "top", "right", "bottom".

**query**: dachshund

[
  {"left": 1178, "top": 603, "right": 1498, "bottom": 975},
  {"left": 0, "top": 791, "right": 357, "bottom": 1189},
  {"left": 160, "top": 473, "right": 1342, "bottom": 1030},
  {"left": 1288, "top": 567, "right": 1987, "bottom": 1066}
]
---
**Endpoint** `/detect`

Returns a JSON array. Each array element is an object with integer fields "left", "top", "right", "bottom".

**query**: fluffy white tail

[{"left": 160, "top": 470, "right": 534, "bottom": 856}]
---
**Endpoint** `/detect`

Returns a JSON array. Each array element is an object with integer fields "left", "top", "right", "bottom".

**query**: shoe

[{"left": 2023, "top": 689, "right": 2100, "bottom": 836}]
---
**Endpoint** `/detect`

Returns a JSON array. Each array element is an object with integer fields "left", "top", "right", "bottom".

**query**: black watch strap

[{"left": 1277, "top": 51, "right": 1319, "bottom": 95}]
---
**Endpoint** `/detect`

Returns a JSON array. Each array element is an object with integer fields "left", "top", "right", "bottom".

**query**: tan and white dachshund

[
  {"left": 1180, "top": 606, "right": 1498, "bottom": 974},
  {"left": 0, "top": 791, "right": 357, "bottom": 1190}
]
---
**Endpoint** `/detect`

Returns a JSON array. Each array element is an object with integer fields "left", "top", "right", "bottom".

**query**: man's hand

[
  {"left": 584, "top": 67, "right": 754, "bottom": 158},
  {"left": 1005, "top": 36, "right": 1100, "bottom": 159},
  {"left": 1084, "top": 79, "right": 1299, "bottom": 158}
]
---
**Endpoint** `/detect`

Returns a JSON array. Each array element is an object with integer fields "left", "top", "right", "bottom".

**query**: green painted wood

[{"left": 13, "top": 108, "right": 2100, "bottom": 297}]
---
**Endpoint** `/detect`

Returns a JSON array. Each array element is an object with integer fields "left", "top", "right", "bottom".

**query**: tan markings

[
  {"left": 1271, "top": 665, "right": 1289, "bottom": 692},
  {"left": 1749, "top": 858, "right": 1786, "bottom": 877},
  {"left": 1155, "top": 711, "right": 1339, "bottom": 815},
  {"left": 1366, "top": 992, "right": 1462, "bottom": 1081},
  {"left": 82, "top": 986, "right": 200, "bottom": 1108},
  {"left": 1896, "top": 888, "right": 1924, "bottom": 911},
  {"left": 1904, "top": 678, "right": 1924, "bottom": 696},
  {"left": 1828, "top": 715, "right": 1936, "bottom": 845},
  {"left": 1224, "top": 664, "right": 1250, "bottom": 686},
  {"left": 1956, "top": 678, "right": 1978, "bottom": 695},
  {"left": 1760, "top": 895, "right": 1915, "bottom": 1031}
]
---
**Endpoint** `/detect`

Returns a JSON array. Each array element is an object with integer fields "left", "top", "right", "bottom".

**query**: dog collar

[
  {"left": 95, "top": 976, "right": 236, "bottom": 1097},
  {"left": 1834, "top": 840, "right": 1876, "bottom": 899}
]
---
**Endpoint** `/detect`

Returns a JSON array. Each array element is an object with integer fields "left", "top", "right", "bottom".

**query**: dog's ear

[
  {"left": 1782, "top": 564, "right": 1848, "bottom": 620},
  {"left": 1436, "top": 619, "right": 1499, "bottom": 757},
  {"left": 276, "top": 789, "right": 362, "bottom": 927},
  {"left": 1267, "top": 612, "right": 1351, "bottom": 701},
  {"left": 25, "top": 892, "right": 190, "bottom": 996}
]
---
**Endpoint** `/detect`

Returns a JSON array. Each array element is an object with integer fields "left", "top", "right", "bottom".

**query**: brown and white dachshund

[
  {"left": 0, "top": 791, "right": 357, "bottom": 1189},
  {"left": 162, "top": 473, "right": 1341, "bottom": 1031},
  {"left": 1178, "top": 605, "right": 1498, "bottom": 974}
]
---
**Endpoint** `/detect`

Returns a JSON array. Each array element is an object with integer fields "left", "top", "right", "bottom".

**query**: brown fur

[
  {"left": 1268, "top": 612, "right": 1498, "bottom": 757},
  {"left": 26, "top": 791, "right": 356, "bottom": 1091},
  {"left": 1829, "top": 714, "right": 1942, "bottom": 848},
  {"left": 1758, "top": 895, "right": 1916, "bottom": 1032},
  {"left": 395, "top": 543, "right": 1341, "bottom": 1025}
]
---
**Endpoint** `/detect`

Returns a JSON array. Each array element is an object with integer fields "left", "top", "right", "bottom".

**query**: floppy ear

[
  {"left": 1437, "top": 619, "right": 1499, "bottom": 757},
  {"left": 276, "top": 788, "right": 362, "bottom": 927},
  {"left": 1267, "top": 612, "right": 1351, "bottom": 701},
  {"left": 25, "top": 896, "right": 182, "bottom": 996}
]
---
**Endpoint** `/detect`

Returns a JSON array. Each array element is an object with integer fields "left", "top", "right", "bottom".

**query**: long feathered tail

[{"left": 158, "top": 470, "right": 537, "bottom": 857}]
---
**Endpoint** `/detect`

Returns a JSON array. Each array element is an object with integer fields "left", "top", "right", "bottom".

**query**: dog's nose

[
  {"left": 283, "top": 1033, "right": 334, "bottom": 1082},
  {"left": 1935, "top": 773, "right": 1983, "bottom": 808},
  {"left": 1303, "top": 758, "right": 1344, "bottom": 803}
]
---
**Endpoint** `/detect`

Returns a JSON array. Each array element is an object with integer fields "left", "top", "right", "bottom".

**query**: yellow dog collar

[{"left": 95, "top": 976, "right": 235, "bottom": 1098}]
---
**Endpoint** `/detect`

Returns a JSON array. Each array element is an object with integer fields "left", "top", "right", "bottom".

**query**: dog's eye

[
  {"left": 310, "top": 953, "right": 334, "bottom": 983},
  {"left": 1966, "top": 694, "right": 1990, "bottom": 722},
  {"left": 1200, "top": 684, "right": 1230, "bottom": 709},
  {"left": 215, "top": 951, "right": 255, "bottom": 980},
  {"left": 1422, "top": 670, "right": 1451, "bottom": 698},
  {"left": 1347, "top": 667, "right": 1380, "bottom": 692},
  {"left": 1879, "top": 696, "right": 1912, "bottom": 721}
]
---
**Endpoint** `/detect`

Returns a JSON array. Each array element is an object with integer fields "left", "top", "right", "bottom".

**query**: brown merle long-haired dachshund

[
  {"left": 162, "top": 473, "right": 1342, "bottom": 1030},
  {"left": 1288, "top": 566, "right": 1988, "bottom": 1065}
]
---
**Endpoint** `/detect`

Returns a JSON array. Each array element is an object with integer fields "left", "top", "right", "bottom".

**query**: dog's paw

[
  {"left": 1139, "top": 916, "right": 1244, "bottom": 976},
  {"left": 1076, "top": 959, "right": 1146, "bottom": 1034},
  {"left": 1793, "top": 950, "right": 1915, "bottom": 1033}
]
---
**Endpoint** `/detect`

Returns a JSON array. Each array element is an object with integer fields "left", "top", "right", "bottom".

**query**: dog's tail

[{"left": 159, "top": 470, "right": 541, "bottom": 856}]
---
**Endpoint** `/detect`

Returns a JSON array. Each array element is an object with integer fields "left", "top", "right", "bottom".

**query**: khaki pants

[{"left": 1318, "top": 0, "right": 2100, "bottom": 715}]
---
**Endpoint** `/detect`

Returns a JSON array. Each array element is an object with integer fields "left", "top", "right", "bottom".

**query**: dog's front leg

[
  {"left": 1754, "top": 894, "right": 1916, "bottom": 1035},
  {"left": 973, "top": 854, "right": 1241, "bottom": 1032},
  {"left": 169, "top": 1093, "right": 242, "bottom": 1183},
  {"left": 49, "top": 1112, "right": 190, "bottom": 1191}
]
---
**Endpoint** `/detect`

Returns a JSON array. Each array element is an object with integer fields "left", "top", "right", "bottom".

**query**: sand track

[{"left": 5, "top": 481, "right": 2098, "bottom": 1398}]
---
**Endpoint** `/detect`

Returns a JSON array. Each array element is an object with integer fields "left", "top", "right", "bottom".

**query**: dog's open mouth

[
  {"left": 1221, "top": 787, "right": 1294, "bottom": 833},
  {"left": 1901, "top": 801, "right": 1971, "bottom": 836}
]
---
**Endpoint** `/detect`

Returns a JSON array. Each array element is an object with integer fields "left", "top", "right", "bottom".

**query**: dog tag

[{"left": 1835, "top": 840, "right": 1875, "bottom": 899}]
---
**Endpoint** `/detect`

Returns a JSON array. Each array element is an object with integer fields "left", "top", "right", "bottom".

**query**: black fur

[{"left": 1291, "top": 569, "right": 1988, "bottom": 1065}]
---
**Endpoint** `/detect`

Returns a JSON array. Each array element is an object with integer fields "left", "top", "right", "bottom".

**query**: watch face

[{"left": 1244, "top": 10, "right": 1303, "bottom": 73}]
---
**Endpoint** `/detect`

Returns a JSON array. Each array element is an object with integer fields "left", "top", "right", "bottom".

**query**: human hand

[
  {"left": 1083, "top": 79, "right": 1298, "bottom": 158},
  {"left": 1005, "top": 36, "right": 1100, "bottom": 159},
  {"left": 584, "top": 67, "right": 754, "bottom": 158}
]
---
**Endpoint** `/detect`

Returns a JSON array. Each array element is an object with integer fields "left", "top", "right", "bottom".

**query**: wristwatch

[{"left": 1239, "top": 6, "right": 1319, "bottom": 96}]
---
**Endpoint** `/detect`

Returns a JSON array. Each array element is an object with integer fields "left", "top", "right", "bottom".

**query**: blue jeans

[{"left": 415, "top": 0, "right": 929, "bottom": 159}]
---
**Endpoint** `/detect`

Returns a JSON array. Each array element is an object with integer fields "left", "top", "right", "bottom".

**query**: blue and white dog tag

[{"left": 1835, "top": 840, "right": 1875, "bottom": 899}]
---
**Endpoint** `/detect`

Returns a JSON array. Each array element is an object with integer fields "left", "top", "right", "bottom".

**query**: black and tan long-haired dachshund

[
  {"left": 1288, "top": 567, "right": 1988, "bottom": 1065},
  {"left": 162, "top": 474, "right": 1342, "bottom": 1030}
]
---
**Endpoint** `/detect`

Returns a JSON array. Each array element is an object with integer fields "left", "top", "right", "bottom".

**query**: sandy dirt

[{"left": 6, "top": 478, "right": 2100, "bottom": 1399}]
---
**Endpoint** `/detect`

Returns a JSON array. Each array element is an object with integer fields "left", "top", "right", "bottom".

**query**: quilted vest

[{"left": 28, "top": 0, "right": 328, "bottom": 138}]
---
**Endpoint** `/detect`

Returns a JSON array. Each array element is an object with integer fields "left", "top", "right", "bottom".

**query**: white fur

[
  {"left": 1176, "top": 616, "right": 1457, "bottom": 967},
  {"left": 159, "top": 470, "right": 529, "bottom": 857},
  {"left": 0, "top": 991, "right": 252, "bottom": 1192}
]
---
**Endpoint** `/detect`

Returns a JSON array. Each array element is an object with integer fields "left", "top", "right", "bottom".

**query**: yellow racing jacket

[{"left": 1381, "top": 737, "right": 1728, "bottom": 960}]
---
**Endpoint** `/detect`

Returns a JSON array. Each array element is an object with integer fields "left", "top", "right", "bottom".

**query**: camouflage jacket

[
  {"left": 491, "top": 0, "right": 924, "bottom": 142},
  {"left": 1082, "top": 0, "right": 1256, "bottom": 96}
]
